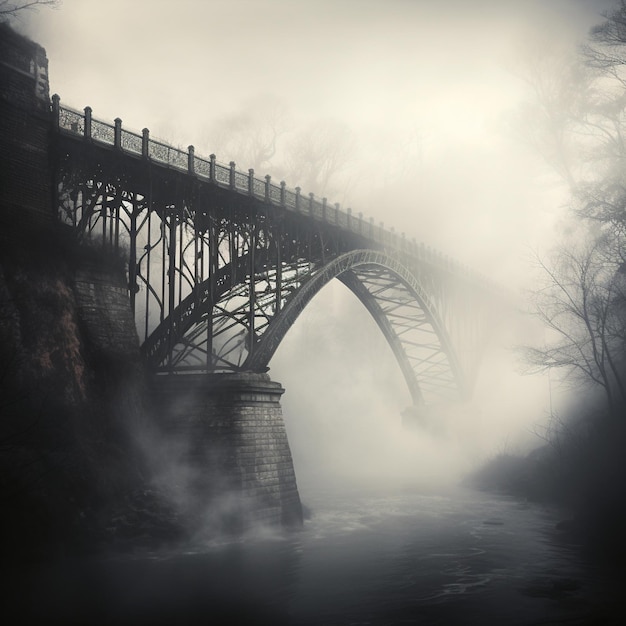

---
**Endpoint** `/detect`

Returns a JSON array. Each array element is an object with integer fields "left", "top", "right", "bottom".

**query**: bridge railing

[{"left": 53, "top": 96, "right": 486, "bottom": 284}]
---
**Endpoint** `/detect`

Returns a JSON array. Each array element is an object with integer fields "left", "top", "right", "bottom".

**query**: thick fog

[{"left": 20, "top": 0, "right": 617, "bottom": 489}]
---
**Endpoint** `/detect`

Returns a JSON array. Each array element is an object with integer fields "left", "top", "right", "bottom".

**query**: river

[{"left": 8, "top": 482, "right": 622, "bottom": 625}]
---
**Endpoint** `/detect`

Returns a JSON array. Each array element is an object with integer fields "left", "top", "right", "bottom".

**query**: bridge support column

[{"left": 152, "top": 372, "right": 303, "bottom": 532}]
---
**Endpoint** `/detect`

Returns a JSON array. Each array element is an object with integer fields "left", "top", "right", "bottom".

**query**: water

[{"left": 8, "top": 484, "right": 622, "bottom": 625}]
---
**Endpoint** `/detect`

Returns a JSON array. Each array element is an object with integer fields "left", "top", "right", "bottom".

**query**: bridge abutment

[
  {"left": 151, "top": 372, "right": 303, "bottom": 532},
  {"left": 0, "top": 22, "right": 53, "bottom": 232}
]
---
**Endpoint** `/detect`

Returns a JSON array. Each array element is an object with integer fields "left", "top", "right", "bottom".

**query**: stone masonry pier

[{"left": 151, "top": 372, "right": 303, "bottom": 531}]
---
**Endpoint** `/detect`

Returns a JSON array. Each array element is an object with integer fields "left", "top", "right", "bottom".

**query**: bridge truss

[{"left": 52, "top": 97, "right": 498, "bottom": 405}]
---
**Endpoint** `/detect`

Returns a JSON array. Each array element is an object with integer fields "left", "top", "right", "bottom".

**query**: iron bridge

[{"left": 51, "top": 96, "right": 501, "bottom": 406}]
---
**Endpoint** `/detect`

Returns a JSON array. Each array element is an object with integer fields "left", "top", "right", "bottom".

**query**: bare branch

[
  {"left": 525, "top": 237, "right": 626, "bottom": 416},
  {"left": 0, "top": 0, "right": 60, "bottom": 19}
]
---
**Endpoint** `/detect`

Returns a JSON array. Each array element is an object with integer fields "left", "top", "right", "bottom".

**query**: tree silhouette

[
  {"left": 524, "top": 236, "right": 626, "bottom": 416},
  {"left": 0, "top": 0, "right": 60, "bottom": 21},
  {"left": 200, "top": 94, "right": 290, "bottom": 176},
  {"left": 515, "top": 1, "right": 626, "bottom": 420}
]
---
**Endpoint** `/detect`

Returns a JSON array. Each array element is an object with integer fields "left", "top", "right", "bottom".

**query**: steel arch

[{"left": 244, "top": 250, "right": 465, "bottom": 404}]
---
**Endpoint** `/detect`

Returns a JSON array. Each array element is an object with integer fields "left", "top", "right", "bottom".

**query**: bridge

[
  {"left": 52, "top": 97, "right": 497, "bottom": 408},
  {"left": 1, "top": 23, "right": 506, "bottom": 531}
]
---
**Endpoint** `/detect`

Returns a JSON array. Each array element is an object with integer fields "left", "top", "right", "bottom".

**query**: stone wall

[
  {"left": 152, "top": 372, "right": 303, "bottom": 531},
  {"left": 73, "top": 259, "right": 141, "bottom": 362},
  {"left": 0, "top": 233, "right": 156, "bottom": 559}
]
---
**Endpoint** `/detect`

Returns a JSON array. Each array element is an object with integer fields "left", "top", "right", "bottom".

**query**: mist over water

[{"left": 10, "top": 485, "right": 619, "bottom": 625}]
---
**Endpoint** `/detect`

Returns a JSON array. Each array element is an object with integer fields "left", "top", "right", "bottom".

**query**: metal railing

[{"left": 52, "top": 95, "right": 480, "bottom": 282}]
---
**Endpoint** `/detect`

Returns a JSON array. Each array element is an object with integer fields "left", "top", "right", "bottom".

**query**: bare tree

[
  {"left": 199, "top": 94, "right": 290, "bottom": 176},
  {"left": 513, "top": 2, "right": 626, "bottom": 419},
  {"left": 523, "top": 235, "right": 626, "bottom": 415},
  {"left": 200, "top": 99, "right": 357, "bottom": 203},
  {"left": 509, "top": 2, "right": 626, "bottom": 232},
  {"left": 0, "top": 0, "right": 60, "bottom": 20},
  {"left": 511, "top": 41, "right": 590, "bottom": 190},
  {"left": 283, "top": 118, "right": 356, "bottom": 200},
  {"left": 571, "top": 1, "right": 626, "bottom": 229}
]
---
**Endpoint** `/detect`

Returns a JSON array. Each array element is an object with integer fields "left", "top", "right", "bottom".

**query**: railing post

[
  {"left": 280, "top": 181, "right": 286, "bottom": 206},
  {"left": 265, "top": 175, "right": 271, "bottom": 202},
  {"left": 295, "top": 187, "right": 301, "bottom": 211},
  {"left": 248, "top": 169, "right": 255, "bottom": 196},
  {"left": 114, "top": 117, "right": 122, "bottom": 150},
  {"left": 84, "top": 106, "right": 92, "bottom": 140},
  {"left": 229, "top": 161, "right": 236, "bottom": 189},
  {"left": 52, "top": 94, "right": 60, "bottom": 131},
  {"left": 142, "top": 128, "right": 150, "bottom": 159},
  {"left": 209, "top": 154, "right": 216, "bottom": 183},
  {"left": 188, "top": 145, "right": 195, "bottom": 175}
]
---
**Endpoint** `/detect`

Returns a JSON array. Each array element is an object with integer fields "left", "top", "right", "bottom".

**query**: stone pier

[{"left": 151, "top": 372, "right": 303, "bottom": 532}]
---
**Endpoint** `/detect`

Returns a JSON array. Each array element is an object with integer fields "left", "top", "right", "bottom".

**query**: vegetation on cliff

[{"left": 0, "top": 227, "right": 183, "bottom": 561}]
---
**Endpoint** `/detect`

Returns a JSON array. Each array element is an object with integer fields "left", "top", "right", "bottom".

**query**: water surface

[{"left": 9, "top": 484, "right": 622, "bottom": 624}]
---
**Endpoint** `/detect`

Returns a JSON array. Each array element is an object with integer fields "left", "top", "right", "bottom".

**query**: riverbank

[{"left": 466, "top": 412, "right": 626, "bottom": 575}]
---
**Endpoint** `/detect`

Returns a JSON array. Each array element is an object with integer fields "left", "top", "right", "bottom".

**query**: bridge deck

[{"left": 53, "top": 96, "right": 483, "bottom": 284}]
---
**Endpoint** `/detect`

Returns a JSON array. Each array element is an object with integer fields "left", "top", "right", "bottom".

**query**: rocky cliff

[{"left": 0, "top": 23, "right": 182, "bottom": 560}]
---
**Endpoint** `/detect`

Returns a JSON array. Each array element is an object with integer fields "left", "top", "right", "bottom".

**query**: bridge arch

[
  {"left": 247, "top": 250, "right": 466, "bottom": 405},
  {"left": 144, "top": 249, "right": 466, "bottom": 405}
]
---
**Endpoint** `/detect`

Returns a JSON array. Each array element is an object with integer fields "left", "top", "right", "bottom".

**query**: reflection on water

[{"left": 7, "top": 485, "right": 622, "bottom": 624}]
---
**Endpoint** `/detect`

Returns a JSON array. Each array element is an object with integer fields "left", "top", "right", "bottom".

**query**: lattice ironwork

[{"left": 91, "top": 118, "right": 115, "bottom": 145}]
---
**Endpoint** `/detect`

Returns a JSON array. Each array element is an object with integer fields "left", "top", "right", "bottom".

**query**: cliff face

[
  {"left": 0, "top": 24, "right": 178, "bottom": 560},
  {"left": 0, "top": 223, "right": 176, "bottom": 559}
]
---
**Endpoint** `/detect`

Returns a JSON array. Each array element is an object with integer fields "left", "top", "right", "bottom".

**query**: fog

[{"left": 19, "top": 0, "right": 617, "bottom": 490}]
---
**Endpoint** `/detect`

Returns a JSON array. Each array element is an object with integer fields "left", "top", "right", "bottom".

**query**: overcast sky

[{"left": 16, "top": 0, "right": 619, "bottom": 481}]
